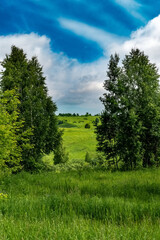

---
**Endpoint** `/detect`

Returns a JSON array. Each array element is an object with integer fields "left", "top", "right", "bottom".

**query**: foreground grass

[{"left": 0, "top": 169, "right": 160, "bottom": 239}]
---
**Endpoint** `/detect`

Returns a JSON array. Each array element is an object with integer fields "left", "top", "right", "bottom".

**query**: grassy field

[
  {"left": 0, "top": 168, "right": 160, "bottom": 239},
  {"left": 58, "top": 116, "right": 98, "bottom": 161},
  {"left": 2, "top": 116, "right": 159, "bottom": 239}
]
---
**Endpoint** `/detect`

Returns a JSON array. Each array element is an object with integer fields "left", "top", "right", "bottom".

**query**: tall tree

[
  {"left": 0, "top": 46, "right": 62, "bottom": 170},
  {"left": 25, "top": 56, "right": 62, "bottom": 166},
  {"left": 96, "top": 49, "right": 160, "bottom": 169},
  {"left": 96, "top": 54, "right": 121, "bottom": 168}
]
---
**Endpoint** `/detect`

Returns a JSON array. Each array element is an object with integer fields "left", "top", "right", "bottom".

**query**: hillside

[{"left": 58, "top": 116, "right": 98, "bottom": 161}]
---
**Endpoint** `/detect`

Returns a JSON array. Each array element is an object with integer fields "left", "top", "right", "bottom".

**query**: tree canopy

[
  {"left": 0, "top": 46, "right": 62, "bottom": 171},
  {"left": 96, "top": 49, "right": 160, "bottom": 170},
  {"left": 0, "top": 89, "right": 33, "bottom": 173}
]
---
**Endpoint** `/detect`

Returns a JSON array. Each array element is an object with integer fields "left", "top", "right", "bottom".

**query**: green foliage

[
  {"left": 97, "top": 49, "right": 160, "bottom": 169},
  {"left": 84, "top": 152, "right": 107, "bottom": 168},
  {"left": 59, "top": 113, "right": 79, "bottom": 116},
  {"left": 85, "top": 123, "right": 90, "bottom": 129},
  {"left": 0, "top": 169, "right": 160, "bottom": 238},
  {"left": 85, "top": 112, "right": 92, "bottom": 116},
  {"left": 84, "top": 152, "right": 91, "bottom": 163},
  {"left": 58, "top": 122, "right": 77, "bottom": 128},
  {"left": 92, "top": 117, "right": 99, "bottom": 126},
  {"left": 58, "top": 120, "right": 63, "bottom": 125},
  {"left": 0, "top": 46, "right": 62, "bottom": 170},
  {"left": 0, "top": 89, "right": 32, "bottom": 173},
  {"left": 54, "top": 144, "right": 69, "bottom": 164}
]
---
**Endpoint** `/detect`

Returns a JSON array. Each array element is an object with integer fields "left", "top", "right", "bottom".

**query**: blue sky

[{"left": 1, "top": 0, "right": 160, "bottom": 114}]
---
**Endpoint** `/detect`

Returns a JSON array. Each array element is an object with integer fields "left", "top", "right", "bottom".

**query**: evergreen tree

[
  {"left": 96, "top": 54, "right": 121, "bottom": 168},
  {"left": 96, "top": 49, "right": 160, "bottom": 169},
  {"left": 0, "top": 46, "right": 62, "bottom": 170}
]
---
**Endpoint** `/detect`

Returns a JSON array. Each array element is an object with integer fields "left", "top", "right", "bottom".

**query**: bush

[
  {"left": 54, "top": 145, "right": 69, "bottom": 164},
  {"left": 52, "top": 160, "right": 92, "bottom": 173},
  {"left": 58, "top": 120, "right": 63, "bottom": 125},
  {"left": 93, "top": 117, "right": 99, "bottom": 126},
  {"left": 85, "top": 152, "right": 91, "bottom": 163},
  {"left": 59, "top": 122, "right": 77, "bottom": 128},
  {"left": 85, "top": 123, "right": 90, "bottom": 129}
]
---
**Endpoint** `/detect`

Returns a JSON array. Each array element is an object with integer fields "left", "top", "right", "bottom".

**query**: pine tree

[
  {"left": 25, "top": 57, "right": 62, "bottom": 166},
  {"left": 96, "top": 54, "right": 121, "bottom": 168},
  {"left": 0, "top": 46, "right": 62, "bottom": 170}
]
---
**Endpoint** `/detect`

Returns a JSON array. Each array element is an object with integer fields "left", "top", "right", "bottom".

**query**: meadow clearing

[
  {"left": 58, "top": 115, "right": 98, "bottom": 161},
  {"left": 0, "top": 116, "right": 160, "bottom": 239}
]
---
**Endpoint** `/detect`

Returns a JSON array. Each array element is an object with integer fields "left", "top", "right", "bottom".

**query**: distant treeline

[{"left": 58, "top": 112, "right": 100, "bottom": 117}]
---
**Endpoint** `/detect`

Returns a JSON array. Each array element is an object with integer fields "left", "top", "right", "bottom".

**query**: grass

[
  {"left": 0, "top": 168, "right": 160, "bottom": 239},
  {"left": 58, "top": 116, "right": 98, "bottom": 161}
]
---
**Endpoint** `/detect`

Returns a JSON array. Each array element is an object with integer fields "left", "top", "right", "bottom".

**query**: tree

[
  {"left": 0, "top": 89, "right": 32, "bottom": 173},
  {"left": 54, "top": 144, "right": 69, "bottom": 164},
  {"left": 96, "top": 49, "right": 160, "bottom": 169},
  {"left": 0, "top": 46, "right": 62, "bottom": 170},
  {"left": 93, "top": 117, "right": 99, "bottom": 126},
  {"left": 96, "top": 54, "right": 121, "bottom": 169}
]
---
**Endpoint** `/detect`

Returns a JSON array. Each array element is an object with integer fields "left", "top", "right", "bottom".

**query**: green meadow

[
  {"left": 1, "top": 116, "right": 160, "bottom": 239},
  {"left": 0, "top": 169, "right": 160, "bottom": 239},
  {"left": 58, "top": 116, "right": 98, "bottom": 161}
]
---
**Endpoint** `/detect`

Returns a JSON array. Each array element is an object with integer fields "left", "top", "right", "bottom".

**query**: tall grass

[{"left": 0, "top": 169, "right": 160, "bottom": 239}]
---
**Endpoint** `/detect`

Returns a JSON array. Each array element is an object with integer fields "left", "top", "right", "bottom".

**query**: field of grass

[
  {"left": 0, "top": 168, "right": 160, "bottom": 239},
  {"left": 58, "top": 116, "right": 98, "bottom": 161}
]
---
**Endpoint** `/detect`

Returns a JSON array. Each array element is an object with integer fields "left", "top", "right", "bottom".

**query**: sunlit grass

[
  {"left": 58, "top": 116, "right": 98, "bottom": 161},
  {"left": 0, "top": 168, "right": 160, "bottom": 239}
]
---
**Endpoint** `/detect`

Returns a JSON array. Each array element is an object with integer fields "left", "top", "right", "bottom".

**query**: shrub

[
  {"left": 58, "top": 120, "right": 63, "bottom": 125},
  {"left": 93, "top": 117, "right": 99, "bottom": 126},
  {"left": 85, "top": 123, "right": 90, "bottom": 129},
  {"left": 54, "top": 145, "right": 69, "bottom": 164},
  {"left": 85, "top": 152, "right": 91, "bottom": 163}
]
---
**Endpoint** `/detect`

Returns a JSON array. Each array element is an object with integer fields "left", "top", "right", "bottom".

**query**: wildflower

[{"left": 0, "top": 192, "right": 8, "bottom": 200}]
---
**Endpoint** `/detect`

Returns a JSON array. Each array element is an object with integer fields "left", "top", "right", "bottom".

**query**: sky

[{"left": 1, "top": 0, "right": 160, "bottom": 114}]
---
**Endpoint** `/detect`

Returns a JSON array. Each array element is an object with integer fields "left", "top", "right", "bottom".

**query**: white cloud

[
  {"left": 0, "top": 33, "right": 52, "bottom": 69},
  {"left": 110, "top": 14, "right": 160, "bottom": 70},
  {"left": 115, "top": 0, "right": 145, "bottom": 22},
  {"left": 58, "top": 18, "right": 125, "bottom": 54},
  {"left": 1, "top": 15, "right": 160, "bottom": 114},
  {"left": 0, "top": 33, "right": 105, "bottom": 114},
  {"left": 115, "top": 0, "right": 140, "bottom": 9}
]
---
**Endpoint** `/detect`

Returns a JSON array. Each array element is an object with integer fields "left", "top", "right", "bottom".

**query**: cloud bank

[
  {"left": 0, "top": 33, "right": 106, "bottom": 114},
  {"left": 111, "top": 14, "right": 160, "bottom": 69},
  {"left": 1, "top": 15, "right": 160, "bottom": 114}
]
